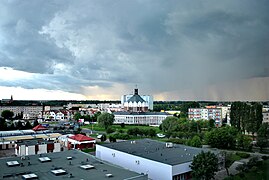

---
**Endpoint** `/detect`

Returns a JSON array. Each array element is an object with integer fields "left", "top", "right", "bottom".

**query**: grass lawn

[
  {"left": 229, "top": 153, "right": 243, "bottom": 162},
  {"left": 81, "top": 148, "right": 96, "bottom": 153}
]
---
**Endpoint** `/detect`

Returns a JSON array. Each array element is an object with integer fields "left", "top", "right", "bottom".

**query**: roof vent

[
  {"left": 165, "top": 143, "right": 173, "bottom": 148},
  {"left": 22, "top": 173, "right": 38, "bottom": 179},
  {"left": 106, "top": 173, "right": 113, "bottom": 178},
  {"left": 51, "top": 169, "right": 67, "bottom": 176},
  {"left": 39, "top": 157, "right": 51, "bottom": 163},
  {"left": 80, "top": 165, "right": 95, "bottom": 170},
  {"left": 6, "top": 161, "right": 20, "bottom": 167}
]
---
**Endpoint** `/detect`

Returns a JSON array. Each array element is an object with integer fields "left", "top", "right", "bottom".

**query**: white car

[{"left": 157, "top": 133, "right": 165, "bottom": 138}]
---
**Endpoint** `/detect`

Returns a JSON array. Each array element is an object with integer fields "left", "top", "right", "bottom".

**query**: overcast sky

[{"left": 0, "top": 0, "right": 268, "bottom": 101}]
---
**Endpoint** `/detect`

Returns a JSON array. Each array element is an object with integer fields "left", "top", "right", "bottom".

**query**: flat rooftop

[
  {"left": 16, "top": 139, "right": 54, "bottom": 146},
  {"left": 0, "top": 133, "right": 62, "bottom": 143},
  {"left": 100, "top": 139, "right": 214, "bottom": 165},
  {"left": 114, "top": 111, "right": 171, "bottom": 116},
  {"left": 0, "top": 150, "right": 147, "bottom": 180}
]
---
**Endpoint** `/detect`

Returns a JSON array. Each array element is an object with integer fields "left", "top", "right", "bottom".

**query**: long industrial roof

[
  {"left": 99, "top": 139, "right": 216, "bottom": 166},
  {"left": 0, "top": 150, "right": 147, "bottom": 180}
]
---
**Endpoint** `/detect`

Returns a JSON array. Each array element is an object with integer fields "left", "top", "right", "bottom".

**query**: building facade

[
  {"left": 121, "top": 88, "right": 153, "bottom": 111},
  {"left": 0, "top": 106, "right": 43, "bottom": 119},
  {"left": 96, "top": 139, "right": 219, "bottom": 180},
  {"left": 15, "top": 139, "right": 61, "bottom": 156},
  {"left": 114, "top": 111, "right": 172, "bottom": 126},
  {"left": 262, "top": 111, "right": 269, "bottom": 124},
  {"left": 188, "top": 108, "right": 222, "bottom": 126}
]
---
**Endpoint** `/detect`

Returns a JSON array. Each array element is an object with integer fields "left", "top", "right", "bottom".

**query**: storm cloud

[{"left": 0, "top": 0, "right": 268, "bottom": 100}]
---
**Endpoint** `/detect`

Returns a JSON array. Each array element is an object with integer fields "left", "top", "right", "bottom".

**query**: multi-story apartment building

[
  {"left": 262, "top": 111, "right": 269, "bottom": 124},
  {"left": 0, "top": 106, "right": 43, "bottom": 119},
  {"left": 188, "top": 108, "right": 222, "bottom": 126},
  {"left": 217, "top": 106, "right": 231, "bottom": 125}
]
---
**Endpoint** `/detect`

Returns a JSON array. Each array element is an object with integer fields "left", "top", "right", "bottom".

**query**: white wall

[
  {"left": 20, "top": 145, "right": 26, "bottom": 156},
  {"left": 96, "top": 145, "right": 172, "bottom": 180},
  {"left": 54, "top": 143, "right": 61, "bottom": 152},
  {"left": 38, "top": 144, "right": 47, "bottom": 154},
  {"left": 172, "top": 162, "right": 192, "bottom": 176},
  {"left": 26, "top": 146, "right": 36, "bottom": 156}
]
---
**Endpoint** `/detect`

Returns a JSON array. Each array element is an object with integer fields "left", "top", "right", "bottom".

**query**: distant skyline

[{"left": 0, "top": 1, "right": 268, "bottom": 101}]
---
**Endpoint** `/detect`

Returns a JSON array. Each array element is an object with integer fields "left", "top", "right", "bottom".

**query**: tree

[
  {"left": 16, "top": 120, "right": 23, "bottom": 130},
  {"left": 0, "top": 118, "right": 7, "bottom": 130},
  {"left": 160, "top": 116, "right": 179, "bottom": 133},
  {"left": 208, "top": 119, "right": 215, "bottom": 129},
  {"left": 180, "top": 102, "right": 200, "bottom": 118},
  {"left": 190, "top": 151, "right": 219, "bottom": 180},
  {"left": 205, "top": 126, "right": 238, "bottom": 149},
  {"left": 120, "top": 123, "right": 125, "bottom": 128},
  {"left": 189, "top": 135, "right": 202, "bottom": 148},
  {"left": 100, "top": 134, "right": 107, "bottom": 142},
  {"left": 1, "top": 110, "right": 14, "bottom": 119},
  {"left": 222, "top": 152, "right": 235, "bottom": 176},
  {"left": 256, "top": 123, "right": 269, "bottom": 152},
  {"left": 97, "top": 112, "right": 114, "bottom": 129},
  {"left": 24, "top": 121, "right": 32, "bottom": 129},
  {"left": 93, "top": 111, "right": 101, "bottom": 122},
  {"left": 73, "top": 112, "right": 82, "bottom": 121},
  {"left": 236, "top": 134, "right": 252, "bottom": 151},
  {"left": 33, "top": 119, "right": 39, "bottom": 127}
]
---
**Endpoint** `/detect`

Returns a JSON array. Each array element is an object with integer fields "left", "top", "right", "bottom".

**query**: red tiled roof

[
  {"left": 32, "top": 124, "right": 48, "bottom": 131},
  {"left": 69, "top": 134, "right": 95, "bottom": 142}
]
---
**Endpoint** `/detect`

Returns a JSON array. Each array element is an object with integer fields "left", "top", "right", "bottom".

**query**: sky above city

[{"left": 0, "top": 0, "right": 268, "bottom": 101}]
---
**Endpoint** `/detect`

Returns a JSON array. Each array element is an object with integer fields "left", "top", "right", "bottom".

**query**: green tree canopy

[
  {"left": 256, "top": 123, "right": 269, "bottom": 151},
  {"left": 190, "top": 151, "right": 219, "bottom": 180},
  {"left": 205, "top": 126, "right": 238, "bottom": 149},
  {"left": 97, "top": 112, "right": 114, "bottom": 129},
  {"left": 1, "top": 110, "right": 14, "bottom": 119},
  {"left": 189, "top": 135, "right": 202, "bottom": 148},
  {"left": 160, "top": 116, "right": 179, "bottom": 133},
  {"left": 73, "top": 112, "right": 82, "bottom": 121}
]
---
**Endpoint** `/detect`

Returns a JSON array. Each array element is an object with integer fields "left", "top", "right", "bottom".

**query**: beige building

[{"left": 0, "top": 106, "right": 43, "bottom": 119}]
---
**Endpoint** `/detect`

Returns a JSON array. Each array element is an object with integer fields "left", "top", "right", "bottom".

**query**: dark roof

[
  {"left": 114, "top": 111, "right": 171, "bottom": 116},
  {"left": 99, "top": 139, "right": 215, "bottom": 165},
  {"left": 127, "top": 95, "right": 145, "bottom": 103},
  {"left": 0, "top": 150, "right": 148, "bottom": 180},
  {"left": 16, "top": 139, "right": 53, "bottom": 146}
]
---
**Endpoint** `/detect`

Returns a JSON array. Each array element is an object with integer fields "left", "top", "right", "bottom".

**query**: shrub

[
  {"left": 167, "top": 138, "right": 187, "bottom": 144},
  {"left": 235, "top": 152, "right": 250, "bottom": 158},
  {"left": 106, "top": 127, "right": 115, "bottom": 134},
  {"left": 247, "top": 156, "right": 259, "bottom": 168},
  {"left": 261, "top": 156, "right": 269, "bottom": 160},
  {"left": 109, "top": 135, "right": 116, "bottom": 142}
]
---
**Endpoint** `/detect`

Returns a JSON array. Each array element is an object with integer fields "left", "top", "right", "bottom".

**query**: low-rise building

[
  {"left": 15, "top": 139, "right": 61, "bottom": 156},
  {"left": 0, "top": 130, "right": 62, "bottom": 150},
  {"left": 96, "top": 139, "right": 220, "bottom": 180},
  {"left": 67, "top": 134, "right": 96, "bottom": 150},
  {"left": 0, "top": 149, "right": 148, "bottom": 180},
  {"left": 114, "top": 111, "right": 172, "bottom": 126}
]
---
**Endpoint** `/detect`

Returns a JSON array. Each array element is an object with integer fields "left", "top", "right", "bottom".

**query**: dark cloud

[{"left": 0, "top": 0, "right": 268, "bottom": 100}]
